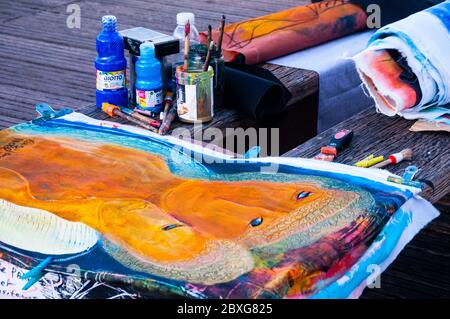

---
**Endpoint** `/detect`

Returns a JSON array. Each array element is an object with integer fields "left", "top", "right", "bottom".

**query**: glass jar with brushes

[{"left": 187, "top": 44, "right": 224, "bottom": 109}]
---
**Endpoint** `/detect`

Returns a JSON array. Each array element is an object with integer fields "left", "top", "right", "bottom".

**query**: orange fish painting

[{"left": 0, "top": 113, "right": 423, "bottom": 298}]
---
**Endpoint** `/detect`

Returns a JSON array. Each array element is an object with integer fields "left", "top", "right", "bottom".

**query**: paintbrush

[
  {"left": 184, "top": 20, "right": 190, "bottom": 71},
  {"left": 120, "top": 107, "right": 161, "bottom": 129},
  {"left": 159, "top": 103, "right": 178, "bottom": 135},
  {"left": 102, "top": 103, "right": 158, "bottom": 133},
  {"left": 217, "top": 15, "right": 226, "bottom": 54},
  {"left": 207, "top": 24, "right": 213, "bottom": 47},
  {"left": 162, "top": 91, "right": 174, "bottom": 120},
  {"left": 202, "top": 41, "right": 214, "bottom": 72},
  {"left": 372, "top": 149, "right": 413, "bottom": 169}
]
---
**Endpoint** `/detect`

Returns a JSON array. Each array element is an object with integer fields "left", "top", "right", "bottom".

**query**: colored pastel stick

[{"left": 355, "top": 155, "right": 384, "bottom": 168}]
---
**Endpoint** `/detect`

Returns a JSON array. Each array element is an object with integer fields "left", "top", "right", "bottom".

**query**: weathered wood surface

[
  {"left": 81, "top": 88, "right": 319, "bottom": 155},
  {"left": 0, "top": 0, "right": 316, "bottom": 127},
  {"left": 0, "top": 0, "right": 318, "bottom": 153},
  {"left": 284, "top": 107, "right": 450, "bottom": 204}
]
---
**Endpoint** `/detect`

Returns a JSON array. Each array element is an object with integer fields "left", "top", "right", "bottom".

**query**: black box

[{"left": 120, "top": 27, "right": 179, "bottom": 57}]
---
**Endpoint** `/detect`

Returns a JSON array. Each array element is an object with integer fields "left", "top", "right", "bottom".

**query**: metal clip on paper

[{"left": 34, "top": 103, "right": 73, "bottom": 122}]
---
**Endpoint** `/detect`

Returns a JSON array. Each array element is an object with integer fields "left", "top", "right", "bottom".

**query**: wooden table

[
  {"left": 81, "top": 63, "right": 318, "bottom": 156},
  {"left": 283, "top": 107, "right": 450, "bottom": 204}
]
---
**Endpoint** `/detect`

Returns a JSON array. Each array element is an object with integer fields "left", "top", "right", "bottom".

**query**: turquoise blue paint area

[{"left": 3, "top": 116, "right": 417, "bottom": 298}]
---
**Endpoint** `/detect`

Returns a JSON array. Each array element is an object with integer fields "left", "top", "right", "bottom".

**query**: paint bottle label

[
  {"left": 96, "top": 70, "right": 126, "bottom": 91},
  {"left": 176, "top": 79, "right": 214, "bottom": 122},
  {"left": 136, "top": 89, "right": 163, "bottom": 110}
]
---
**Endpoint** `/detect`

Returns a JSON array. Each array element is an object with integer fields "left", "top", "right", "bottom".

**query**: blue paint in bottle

[
  {"left": 135, "top": 42, "right": 163, "bottom": 113},
  {"left": 95, "top": 15, "right": 128, "bottom": 109}
]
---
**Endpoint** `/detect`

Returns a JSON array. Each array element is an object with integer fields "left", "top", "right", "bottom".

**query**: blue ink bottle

[
  {"left": 95, "top": 15, "right": 128, "bottom": 109},
  {"left": 135, "top": 42, "right": 163, "bottom": 113}
]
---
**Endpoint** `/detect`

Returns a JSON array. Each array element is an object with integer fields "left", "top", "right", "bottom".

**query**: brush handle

[
  {"left": 372, "top": 159, "right": 392, "bottom": 169},
  {"left": 202, "top": 43, "right": 214, "bottom": 72},
  {"left": 184, "top": 22, "right": 190, "bottom": 71},
  {"left": 163, "top": 94, "right": 174, "bottom": 119},
  {"left": 159, "top": 105, "right": 178, "bottom": 135},
  {"left": 217, "top": 16, "right": 226, "bottom": 54},
  {"left": 115, "top": 109, "right": 158, "bottom": 133},
  {"left": 372, "top": 151, "right": 405, "bottom": 169}
]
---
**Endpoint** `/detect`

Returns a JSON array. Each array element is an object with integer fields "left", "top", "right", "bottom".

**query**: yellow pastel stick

[
  {"left": 356, "top": 155, "right": 385, "bottom": 168},
  {"left": 355, "top": 155, "right": 374, "bottom": 167}
]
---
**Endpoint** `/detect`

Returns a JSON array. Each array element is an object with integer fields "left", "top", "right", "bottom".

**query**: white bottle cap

[{"left": 177, "top": 12, "right": 195, "bottom": 26}]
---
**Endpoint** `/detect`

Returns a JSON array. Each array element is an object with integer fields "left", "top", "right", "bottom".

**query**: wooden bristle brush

[
  {"left": 217, "top": 15, "right": 226, "bottom": 54},
  {"left": 372, "top": 149, "right": 413, "bottom": 169},
  {"left": 184, "top": 20, "right": 190, "bottom": 71},
  {"left": 207, "top": 24, "right": 213, "bottom": 46}
]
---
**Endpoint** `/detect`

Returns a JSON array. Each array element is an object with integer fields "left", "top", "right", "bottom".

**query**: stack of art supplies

[{"left": 94, "top": 13, "right": 228, "bottom": 133}]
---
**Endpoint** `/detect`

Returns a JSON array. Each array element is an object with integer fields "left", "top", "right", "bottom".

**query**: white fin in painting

[{"left": 0, "top": 199, "right": 98, "bottom": 255}]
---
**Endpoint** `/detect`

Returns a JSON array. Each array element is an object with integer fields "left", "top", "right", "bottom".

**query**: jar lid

[
  {"left": 140, "top": 42, "right": 155, "bottom": 59},
  {"left": 177, "top": 12, "right": 195, "bottom": 26}
]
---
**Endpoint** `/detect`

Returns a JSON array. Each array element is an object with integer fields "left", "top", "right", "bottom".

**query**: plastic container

[
  {"left": 175, "top": 65, "right": 214, "bottom": 123},
  {"left": 171, "top": 12, "right": 200, "bottom": 65},
  {"left": 135, "top": 42, "right": 164, "bottom": 113},
  {"left": 95, "top": 15, "right": 128, "bottom": 109}
]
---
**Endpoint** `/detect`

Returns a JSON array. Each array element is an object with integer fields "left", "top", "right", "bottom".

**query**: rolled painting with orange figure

[
  {"left": 200, "top": 0, "right": 367, "bottom": 64},
  {"left": 0, "top": 116, "right": 421, "bottom": 298},
  {"left": 353, "top": 1, "right": 450, "bottom": 120},
  {"left": 353, "top": 49, "right": 418, "bottom": 115}
]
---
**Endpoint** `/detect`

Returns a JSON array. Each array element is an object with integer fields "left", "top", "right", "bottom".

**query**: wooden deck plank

[
  {"left": 0, "top": 0, "right": 315, "bottom": 131},
  {"left": 0, "top": 0, "right": 74, "bottom": 23},
  {"left": 284, "top": 108, "right": 450, "bottom": 203}
]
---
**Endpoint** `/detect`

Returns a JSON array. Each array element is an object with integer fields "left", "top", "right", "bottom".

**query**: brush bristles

[{"left": 401, "top": 148, "right": 413, "bottom": 161}]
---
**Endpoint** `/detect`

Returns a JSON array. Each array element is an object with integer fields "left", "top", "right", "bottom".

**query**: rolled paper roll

[{"left": 200, "top": 0, "right": 367, "bottom": 64}]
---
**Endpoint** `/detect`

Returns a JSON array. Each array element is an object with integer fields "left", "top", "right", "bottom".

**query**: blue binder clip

[
  {"left": 244, "top": 146, "right": 261, "bottom": 159},
  {"left": 403, "top": 166, "right": 419, "bottom": 182},
  {"left": 34, "top": 103, "right": 72, "bottom": 123},
  {"left": 21, "top": 257, "right": 53, "bottom": 290}
]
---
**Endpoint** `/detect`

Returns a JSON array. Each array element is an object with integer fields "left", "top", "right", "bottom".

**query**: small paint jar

[{"left": 175, "top": 65, "right": 214, "bottom": 123}]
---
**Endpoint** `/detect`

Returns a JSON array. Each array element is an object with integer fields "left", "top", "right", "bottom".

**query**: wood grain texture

[
  {"left": 0, "top": 0, "right": 315, "bottom": 128},
  {"left": 0, "top": 0, "right": 318, "bottom": 154},
  {"left": 284, "top": 107, "right": 450, "bottom": 204}
]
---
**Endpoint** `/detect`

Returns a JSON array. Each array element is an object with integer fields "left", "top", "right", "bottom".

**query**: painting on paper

[{"left": 0, "top": 110, "right": 438, "bottom": 299}]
